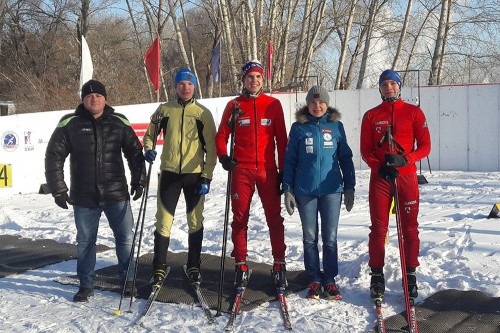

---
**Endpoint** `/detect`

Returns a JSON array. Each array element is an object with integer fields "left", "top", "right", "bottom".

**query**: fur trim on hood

[{"left": 295, "top": 106, "right": 341, "bottom": 124}]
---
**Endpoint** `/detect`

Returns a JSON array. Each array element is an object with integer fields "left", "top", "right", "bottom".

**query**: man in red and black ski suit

[
  {"left": 215, "top": 60, "right": 288, "bottom": 289},
  {"left": 360, "top": 69, "right": 431, "bottom": 300}
]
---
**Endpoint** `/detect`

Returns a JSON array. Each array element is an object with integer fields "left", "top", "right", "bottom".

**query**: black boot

[
  {"left": 186, "top": 228, "right": 203, "bottom": 285},
  {"left": 406, "top": 267, "right": 418, "bottom": 299},
  {"left": 272, "top": 260, "right": 288, "bottom": 288},
  {"left": 370, "top": 268, "right": 385, "bottom": 299},
  {"left": 151, "top": 231, "right": 169, "bottom": 286},
  {"left": 73, "top": 287, "right": 94, "bottom": 302},
  {"left": 234, "top": 261, "right": 249, "bottom": 288}
]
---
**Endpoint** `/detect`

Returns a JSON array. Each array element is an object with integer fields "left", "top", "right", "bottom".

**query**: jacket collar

[{"left": 295, "top": 106, "right": 341, "bottom": 124}]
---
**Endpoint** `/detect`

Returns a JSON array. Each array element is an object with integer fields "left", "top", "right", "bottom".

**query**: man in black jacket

[{"left": 45, "top": 80, "right": 146, "bottom": 302}]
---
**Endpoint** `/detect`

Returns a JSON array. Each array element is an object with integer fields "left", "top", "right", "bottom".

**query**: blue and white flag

[{"left": 211, "top": 42, "right": 221, "bottom": 83}]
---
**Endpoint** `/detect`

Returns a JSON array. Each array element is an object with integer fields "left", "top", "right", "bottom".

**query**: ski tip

[{"left": 112, "top": 310, "right": 121, "bottom": 316}]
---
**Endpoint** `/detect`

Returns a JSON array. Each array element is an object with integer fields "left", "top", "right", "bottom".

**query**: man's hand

[
  {"left": 144, "top": 150, "right": 157, "bottom": 164},
  {"left": 196, "top": 177, "right": 211, "bottom": 195},
  {"left": 130, "top": 185, "right": 144, "bottom": 201},
  {"left": 54, "top": 192, "right": 71, "bottom": 209},
  {"left": 276, "top": 172, "right": 283, "bottom": 195},
  {"left": 284, "top": 190, "right": 297, "bottom": 215},
  {"left": 378, "top": 164, "right": 399, "bottom": 182},
  {"left": 385, "top": 154, "right": 407, "bottom": 167},
  {"left": 219, "top": 154, "right": 237, "bottom": 171}
]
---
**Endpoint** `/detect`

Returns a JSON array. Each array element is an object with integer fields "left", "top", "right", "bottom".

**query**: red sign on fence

[{"left": 132, "top": 123, "right": 163, "bottom": 145}]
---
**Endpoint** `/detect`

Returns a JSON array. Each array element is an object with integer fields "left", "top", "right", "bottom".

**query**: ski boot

[
  {"left": 186, "top": 266, "right": 202, "bottom": 285},
  {"left": 370, "top": 268, "right": 385, "bottom": 300},
  {"left": 272, "top": 260, "right": 288, "bottom": 288},
  {"left": 406, "top": 267, "right": 418, "bottom": 299},
  {"left": 234, "top": 261, "right": 249, "bottom": 288}
]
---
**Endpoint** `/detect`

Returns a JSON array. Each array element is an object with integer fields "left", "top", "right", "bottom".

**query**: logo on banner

[
  {"left": 24, "top": 131, "right": 34, "bottom": 151},
  {"left": 2, "top": 131, "right": 19, "bottom": 152}
]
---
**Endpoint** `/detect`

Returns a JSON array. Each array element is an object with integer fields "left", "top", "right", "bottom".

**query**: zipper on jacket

[
  {"left": 316, "top": 119, "right": 322, "bottom": 196},
  {"left": 179, "top": 105, "right": 185, "bottom": 173},
  {"left": 390, "top": 103, "right": 395, "bottom": 154},
  {"left": 253, "top": 99, "right": 258, "bottom": 170}
]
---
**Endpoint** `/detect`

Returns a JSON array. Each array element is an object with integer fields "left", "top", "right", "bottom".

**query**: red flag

[
  {"left": 266, "top": 40, "right": 273, "bottom": 81},
  {"left": 144, "top": 35, "right": 161, "bottom": 92}
]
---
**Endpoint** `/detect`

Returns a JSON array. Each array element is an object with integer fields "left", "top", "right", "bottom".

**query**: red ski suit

[
  {"left": 215, "top": 93, "right": 288, "bottom": 262},
  {"left": 360, "top": 98, "right": 431, "bottom": 268}
]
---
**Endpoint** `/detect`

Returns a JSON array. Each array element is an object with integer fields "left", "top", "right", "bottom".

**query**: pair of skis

[
  {"left": 374, "top": 296, "right": 417, "bottom": 333},
  {"left": 132, "top": 267, "right": 292, "bottom": 330},
  {"left": 224, "top": 272, "right": 292, "bottom": 331},
  {"left": 133, "top": 265, "right": 215, "bottom": 326}
]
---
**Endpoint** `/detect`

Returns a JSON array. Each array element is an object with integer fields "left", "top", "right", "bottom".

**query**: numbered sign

[{"left": 0, "top": 164, "right": 12, "bottom": 187}]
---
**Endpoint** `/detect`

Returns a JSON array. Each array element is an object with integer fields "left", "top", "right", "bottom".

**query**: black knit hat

[{"left": 81, "top": 79, "right": 107, "bottom": 100}]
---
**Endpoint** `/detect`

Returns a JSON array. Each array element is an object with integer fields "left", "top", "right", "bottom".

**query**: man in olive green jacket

[{"left": 143, "top": 68, "right": 216, "bottom": 286}]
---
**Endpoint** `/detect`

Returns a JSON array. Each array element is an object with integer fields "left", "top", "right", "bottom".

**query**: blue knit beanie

[
  {"left": 175, "top": 68, "right": 197, "bottom": 86},
  {"left": 379, "top": 69, "right": 401, "bottom": 87},
  {"left": 241, "top": 60, "right": 264, "bottom": 79}
]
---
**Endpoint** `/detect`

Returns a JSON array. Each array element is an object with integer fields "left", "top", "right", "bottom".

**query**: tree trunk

[
  {"left": 335, "top": 0, "right": 358, "bottom": 90},
  {"left": 428, "top": 0, "right": 449, "bottom": 85},
  {"left": 356, "top": 0, "right": 378, "bottom": 89},
  {"left": 219, "top": 0, "right": 239, "bottom": 93},
  {"left": 243, "top": 0, "right": 258, "bottom": 60},
  {"left": 392, "top": 0, "right": 413, "bottom": 70},
  {"left": 301, "top": 0, "right": 327, "bottom": 81},
  {"left": 180, "top": 1, "right": 202, "bottom": 98}
]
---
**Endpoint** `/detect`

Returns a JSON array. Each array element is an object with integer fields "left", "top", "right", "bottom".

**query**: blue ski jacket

[{"left": 282, "top": 106, "right": 355, "bottom": 195}]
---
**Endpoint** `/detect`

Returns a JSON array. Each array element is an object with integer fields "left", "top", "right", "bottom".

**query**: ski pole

[
  {"left": 216, "top": 101, "right": 240, "bottom": 316},
  {"left": 387, "top": 126, "right": 418, "bottom": 333},
  {"left": 113, "top": 110, "right": 163, "bottom": 315},
  {"left": 113, "top": 182, "right": 147, "bottom": 316}
]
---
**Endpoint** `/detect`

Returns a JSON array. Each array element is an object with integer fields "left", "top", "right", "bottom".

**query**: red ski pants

[
  {"left": 368, "top": 172, "right": 420, "bottom": 269},
  {"left": 230, "top": 168, "right": 286, "bottom": 262}
]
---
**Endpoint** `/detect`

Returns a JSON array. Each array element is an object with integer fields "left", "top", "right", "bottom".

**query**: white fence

[{"left": 1, "top": 83, "right": 499, "bottom": 195}]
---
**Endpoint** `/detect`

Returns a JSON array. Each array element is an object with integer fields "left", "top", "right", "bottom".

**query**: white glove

[{"left": 284, "top": 190, "right": 297, "bottom": 215}]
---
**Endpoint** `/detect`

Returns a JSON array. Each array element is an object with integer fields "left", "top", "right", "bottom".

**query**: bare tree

[
  {"left": 219, "top": 0, "right": 239, "bottom": 93},
  {"left": 335, "top": 0, "right": 358, "bottom": 90},
  {"left": 428, "top": 0, "right": 450, "bottom": 85},
  {"left": 243, "top": 0, "right": 258, "bottom": 60},
  {"left": 356, "top": 0, "right": 389, "bottom": 89},
  {"left": 391, "top": 0, "right": 413, "bottom": 70}
]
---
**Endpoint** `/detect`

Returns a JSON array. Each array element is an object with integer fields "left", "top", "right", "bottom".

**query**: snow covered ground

[{"left": 0, "top": 170, "right": 499, "bottom": 332}]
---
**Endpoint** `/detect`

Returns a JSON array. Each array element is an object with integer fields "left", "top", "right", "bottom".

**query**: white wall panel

[
  {"left": 437, "top": 86, "right": 469, "bottom": 170},
  {"left": 2, "top": 83, "right": 500, "bottom": 195},
  {"left": 468, "top": 85, "right": 499, "bottom": 171}
]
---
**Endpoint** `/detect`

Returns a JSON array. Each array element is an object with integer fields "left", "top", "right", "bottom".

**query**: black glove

[
  {"left": 130, "top": 185, "right": 143, "bottom": 201},
  {"left": 219, "top": 154, "right": 237, "bottom": 171},
  {"left": 385, "top": 154, "right": 407, "bottom": 167},
  {"left": 276, "top": 172, "right": 283, "bottom": 195},
  {"left": 54, "top": 192, "right": 71, "bottom": 209},
  {"left": 344, "top": 188, "right": 355, "bottom": 212},
  {"left": 378, "top": 164, "right": 399, "bottom": 182},
  {"left": 195, "top": 177, "right": 211, "bottom": 195}
]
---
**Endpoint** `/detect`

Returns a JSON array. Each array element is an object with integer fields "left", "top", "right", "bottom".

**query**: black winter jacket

[{"left": 45, "top": 103, "right": 146, "bottom": 207}]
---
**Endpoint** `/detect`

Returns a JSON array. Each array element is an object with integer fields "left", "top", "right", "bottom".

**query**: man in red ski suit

[
  {"left": 215, "top": 60, "right": 288, "bottom": 289},
  {"left": 360, "top": 69, "right": 431, "bottom": 300}
]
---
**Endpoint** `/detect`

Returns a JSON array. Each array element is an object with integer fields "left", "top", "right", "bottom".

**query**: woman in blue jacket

[{"left": 282, "top": 86, "right": 355, "bottom": 301}]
